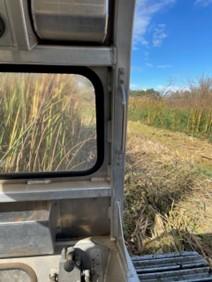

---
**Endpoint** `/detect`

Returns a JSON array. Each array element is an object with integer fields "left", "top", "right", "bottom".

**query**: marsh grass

[
  {"left": 0, "top": 73, "right": 96, "bottom": 173},
  {"left": 129, "top": 78, "right": 212, "bottom": 141},
  {"left": 127, "top": 79, "right": 212, "bottom": 260}
]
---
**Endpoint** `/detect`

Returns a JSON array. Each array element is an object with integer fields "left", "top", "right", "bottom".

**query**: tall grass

[
  {"left": 0, "top": 73, "right": 96, "bottom": 173},
  {"left": 129, "top": 78, "right": 212, "bottom": 140}
]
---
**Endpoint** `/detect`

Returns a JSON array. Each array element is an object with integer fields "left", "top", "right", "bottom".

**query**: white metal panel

[
  {"left": 31, "top": 0, "right": 109, "bottom": 43},
  {"left": 0, "top": 46, "right": 114, "bottom": 66},
  {"left": 0, "top": 181, "right": 111, "bottom": 202}
]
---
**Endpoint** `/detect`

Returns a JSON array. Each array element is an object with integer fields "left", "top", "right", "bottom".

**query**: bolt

[{"left": 49, "top": 270, "right": 58, "bottom": 282}]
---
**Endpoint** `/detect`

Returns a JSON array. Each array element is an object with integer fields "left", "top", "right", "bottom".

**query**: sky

[{"left": 131, "top": 0, "right": 212, "bottom": 90}]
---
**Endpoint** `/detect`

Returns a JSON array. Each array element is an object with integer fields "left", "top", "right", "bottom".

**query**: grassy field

[
  {"left": 124, "top": 121, "right": 212, "bottom": 264},
  {"left": 125, "top": 79, "right": 212, "bottom": 262},
  {"left": 129, "top": 79, "right": 212, "bottom": 141}
]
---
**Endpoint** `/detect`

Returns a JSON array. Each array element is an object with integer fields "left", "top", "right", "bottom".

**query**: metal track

[{"left": 132, "top": 251, "right": 212, "bottom": 282}]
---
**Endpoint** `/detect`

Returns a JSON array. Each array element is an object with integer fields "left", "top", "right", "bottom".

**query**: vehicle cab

[{"left": 0, "top": 1, "right": 138, "bottom": 281}]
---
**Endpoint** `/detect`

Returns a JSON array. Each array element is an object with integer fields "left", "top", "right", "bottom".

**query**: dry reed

[{"left": 0, "top": 73, "right": 96, "bottom": 173}]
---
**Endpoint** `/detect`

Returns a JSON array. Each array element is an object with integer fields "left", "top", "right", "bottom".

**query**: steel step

[{"left": 132, "top": 252, "right": 212, "bottom": 282}]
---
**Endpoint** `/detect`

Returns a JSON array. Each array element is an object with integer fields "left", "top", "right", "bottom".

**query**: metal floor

[{"left": 132, "top": 251, "right": 212, "bottom": 282}]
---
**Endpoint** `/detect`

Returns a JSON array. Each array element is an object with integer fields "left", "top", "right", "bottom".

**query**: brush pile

[{"left": 124, "top": 126, "right": 212, "bottom": 264}]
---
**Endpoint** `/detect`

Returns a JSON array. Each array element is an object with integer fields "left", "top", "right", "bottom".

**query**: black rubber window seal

[{"left": 0, "top": 65, "right": 104, "bottom": 180}]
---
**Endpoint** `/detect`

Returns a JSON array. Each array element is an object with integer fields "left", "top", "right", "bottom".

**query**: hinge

[
  {"left": 107, "top": 120, "right": 112, "bottom": 143},
  {"left": 118, "top": 68, "right": 127, "bottom": 153}
]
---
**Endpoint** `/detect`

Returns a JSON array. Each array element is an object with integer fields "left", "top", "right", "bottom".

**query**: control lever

[
  {"left": 59, "top": 247, "right": 91, "bottom": 282},
  {"left": 63, "top": 247, "right": 75, "bottom": 272}
]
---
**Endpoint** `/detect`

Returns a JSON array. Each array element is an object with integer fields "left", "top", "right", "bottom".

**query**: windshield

[{"left": 0, "top": 72, "right": 97, "bottom": 175}]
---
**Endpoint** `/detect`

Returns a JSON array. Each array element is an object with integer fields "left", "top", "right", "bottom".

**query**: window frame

[{"left": 0, "top": 64, "right": 104, "bottom": 179}]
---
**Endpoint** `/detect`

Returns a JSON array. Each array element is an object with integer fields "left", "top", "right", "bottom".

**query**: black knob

[
  {"left": 64, "top": 247, "right": 75, "bottom": 272},
  {"left": 0, "top": 16, "right": 5, "bottom": 38},
  {"left": 64, "top": 259, "right": 75, "bottom": 272}
]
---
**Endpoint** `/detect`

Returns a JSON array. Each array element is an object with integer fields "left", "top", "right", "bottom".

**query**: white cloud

[
  {"left": 156, "top": 85, "right": 190, "bottom": 94},
  {"left": 152, "top": 24, "right": 168, "bottom": 47},
  {"left": 133, "top": 0, "right": 175, "bottom": 46},
  {"left": 130, "top": 83, "right": 141, "bottom": 90},
  {"left": 157, "top": 64, "right": 172, "bottom": 69},
  {"left": 195, "top": 0, "right": 212, "bottom": 7},
  {"left": 145, "top": 62, "right": 172, "bottom": 69},
  {"left": 146, "top": 62, "right": 154, "bottom": 68}
]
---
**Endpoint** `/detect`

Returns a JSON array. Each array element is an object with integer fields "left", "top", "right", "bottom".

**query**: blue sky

[{"left": 131, "top": 0, "right": 212, "bottom": 90}]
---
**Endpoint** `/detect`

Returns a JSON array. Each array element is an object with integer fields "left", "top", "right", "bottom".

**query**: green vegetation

[
  {"left": 0, "top": 73, "right": 96, "bottom": 173},
  {"left": 129, "top": 78, "right": 212, "bottom": 141},
  {"left": 126, "top": 79, "right": 212, "bottom": 261}
]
